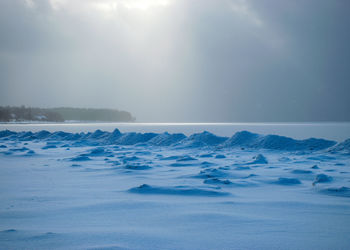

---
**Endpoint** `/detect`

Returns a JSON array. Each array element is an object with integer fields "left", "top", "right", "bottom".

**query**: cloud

[
  {"left": 0, "top": 0, "right": 349, "bottom": 121},
  {"left": 228, "top": 0, "right": 263, "bottom": 27}
]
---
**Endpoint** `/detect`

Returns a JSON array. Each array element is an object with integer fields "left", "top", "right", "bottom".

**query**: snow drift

[{"left": 0, "top": 129, "right": 344, "bottom": 152}]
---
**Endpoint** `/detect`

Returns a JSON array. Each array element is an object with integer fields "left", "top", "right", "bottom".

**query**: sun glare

[
  {"left": 84, "top": 0, "right": 172, "bottom": 18},
  {"left": 121, "top": 0, "right": 171, "bottom": 11},
  {"left": 26, "top": 0, "right": 173, "bottom": 15},
  {"left": 89, "top": 0, "right": 171, "bottom": 14}
]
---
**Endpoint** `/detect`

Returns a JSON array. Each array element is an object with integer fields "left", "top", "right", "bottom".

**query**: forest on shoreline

[{"left": 0, "top": 106, "right": 135, "bottom": 122}]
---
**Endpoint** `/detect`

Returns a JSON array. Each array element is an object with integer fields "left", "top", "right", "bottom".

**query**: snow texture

[{"left": 0, "top": 128, "right": 349, "bottom": 249}]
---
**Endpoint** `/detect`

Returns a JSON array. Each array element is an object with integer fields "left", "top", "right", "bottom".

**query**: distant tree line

[
  {"left": 51, "top": 107, "right": 135, "bottom": 122},
  {"left": 0, "top": 106, "right": 64, "bottom": 122},
  {"left": 0, "top": 106, "right": 135, "bottom": 122}
]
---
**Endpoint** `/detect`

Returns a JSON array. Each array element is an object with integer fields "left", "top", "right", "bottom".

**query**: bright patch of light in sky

[
  {"left": 44, "top": 0, "right": 172, "bottom": 12},
  {"left": 24, "top": 0, "right": 172, "bottom": 15},
  {"left": 120, "top": 0, "right": 172, "bottom": 10}
]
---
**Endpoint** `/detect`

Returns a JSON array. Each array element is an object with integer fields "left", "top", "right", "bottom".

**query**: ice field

[{"left": 0, "top": 125, "right": 349, "bottom": 249}]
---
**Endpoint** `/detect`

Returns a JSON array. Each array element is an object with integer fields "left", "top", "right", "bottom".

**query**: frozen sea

[{"left": 0, "top": 123, "right": 350, "bottom": 249}]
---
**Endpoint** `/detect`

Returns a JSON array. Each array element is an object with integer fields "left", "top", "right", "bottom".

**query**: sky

[{"left": 0, "top": 0, "right": 349, "bottom": 122}]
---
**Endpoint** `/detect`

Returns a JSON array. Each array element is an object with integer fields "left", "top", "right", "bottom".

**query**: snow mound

[
  {"left": 25, "top": 150, "right": 36, "bottom": 156},
  {"left": 176, "top": 155, "right": 197, "bottom": 162},
  {"left": 234, "top": 166, "right": 251, "bottom": 170},
  {"left": 313, "top": 174, "right": 332, "bottom": 185},
  {"left": 70, "top": 155, "right": 91, "bottom": 161},
  {"left": 148, "top": 132, "right": 186, "bottom": 146},
  {"left": 221, "top": 130, "right": 261, "bottom": 148},
  {"left": 83, "top": 147, "right": 111, "bottom": 157},
  {"left": 329, "top": 139, "right": 350, "bottom": 154},
  {"left": 203, "top": 178, "right": 233, "bottom": 185},
  {"left": 129, "top": 184, "right": 229, "bottom": 196},
  {"left": 159, "top": 155, "right": 181, "bottom": 161},
  {"left": 291, "top": 169, "right": 312, "bottom": 174},
  {"left": 114, "top": 132, "right": 157, "bottom": 145},
  {"left": 199, "top": 153, "right": 213, "bottom": 158},
  {"left": 0, "top": 130, "right": 17, "bottom": 138},
  {"left": 17, "top": 131, "right": 34, "bottom": 140},
  {"left": 49, "top": 131, "right": 77, "bottom": 141},
  {"left": 201, "top": 161, "right": 215, "bottom": 166},
  {"left": 257, "top": 136, "right": 335, "bottom": 151},
  {"left": 273, "top": 177, "right": 302, "bottom": 185},
  {"left": 124, "top": 164, "right": 152, "bottom": 170},
  {"left": 176, "top": 131, "right": 227, "bottom": 148},
  {"left": 42, "top": 144, "right": 57, "bottom": 150},
  {"left": 34, "top": 130, "right": 51, "bottom": 139},
  {"left": 121, "top": 156, "right": 140, "bottom": 163},
  {"left": 222, "top": 131, "right": 336, "bottom": 151},
  {"left": 170, "top": 162, "right": 194, "bottom": 167},
  {"left": 195, "top": 168, "right": 229, "bottom": 179},
  {"left": 243, "top": 174, "right": 258, "bottom": 179},
  {"left": 10, "top": 147, "right": 29, "bottom": 152},
  {"left": 248, "top": 154, "right": 268, "bottom": 164},
  {"left": 104, "top": 129, "right": 122, "bottom": 144},
  {"left": 70, "top": 164, "right": 81, "bottom": 168},
  {"left": 215, "top": 154, "right": 226, "bottom": 159},
  {"left": 87, "top": 129, "right": 110, "bottom": 139}
]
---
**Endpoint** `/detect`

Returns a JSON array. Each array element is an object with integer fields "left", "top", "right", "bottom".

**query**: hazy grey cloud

[{"left": 0, "top": 0, "right": 349, "bottom": 121}]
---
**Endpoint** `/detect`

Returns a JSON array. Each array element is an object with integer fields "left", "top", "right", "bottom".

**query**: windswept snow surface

[{"left": 0, "top": 129, "right": 350, "bottom": 249}]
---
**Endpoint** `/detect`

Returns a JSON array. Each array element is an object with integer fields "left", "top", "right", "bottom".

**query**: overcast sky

[{"left": 0, "top": 0, "right": 349, "bottom": 122}]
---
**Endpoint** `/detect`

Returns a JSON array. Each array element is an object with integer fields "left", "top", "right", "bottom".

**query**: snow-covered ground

[
  {"left": 2, "top": 122, "right": 350, "bottom": 141},
  {"left": 0, "top": 128, "right": 349, "bottom": 249}
]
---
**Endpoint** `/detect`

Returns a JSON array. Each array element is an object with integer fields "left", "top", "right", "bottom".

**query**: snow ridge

[{"left": 0, "top": 129, "right": 342, "bottom": 151}]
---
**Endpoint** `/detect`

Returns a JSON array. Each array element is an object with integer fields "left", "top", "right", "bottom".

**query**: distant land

[{"left": 0, "top": 106, "right": 135, "bottom": 122}]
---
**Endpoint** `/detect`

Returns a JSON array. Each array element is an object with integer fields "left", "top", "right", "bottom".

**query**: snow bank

[
  {"left": 223, "top": 131, "right": 337, "bottom": 151},
  {"left": 0, "top": 129, "right": 343, "bottom": 152}
]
